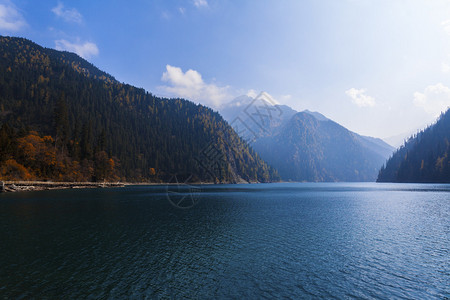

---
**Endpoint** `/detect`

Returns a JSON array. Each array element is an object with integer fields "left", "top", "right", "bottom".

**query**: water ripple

[{"left": 0, "top": 183, "right": 448, "bottom": 298}]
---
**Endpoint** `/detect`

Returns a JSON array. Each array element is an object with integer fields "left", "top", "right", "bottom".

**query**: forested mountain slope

[
  {"left": 377, "top": 109, "right": 450, "bottom": 183},
  {"left": 0, "top": 36, "right": 278, "bottom": 183}
]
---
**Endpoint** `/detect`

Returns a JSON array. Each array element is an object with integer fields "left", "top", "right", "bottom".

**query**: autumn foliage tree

[
  {"left": 0, "top": 159, "right": 32, "bottom": 180},
  {"left": 0, "top": 129, "right": 119, "bottom": 182}
]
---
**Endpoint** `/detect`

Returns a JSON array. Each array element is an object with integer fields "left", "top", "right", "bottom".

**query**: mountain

[
  {"left": 303, "top": 109, "right": 329, "bottom": 121},
  {"left": 220, "top": 94, "right": 254, "bottom": 121},
  {"left": 0, "top": 36, "right": 279, "bottom": 183},
  {"left": 220, "top": 92, "right": 296, "bottom": 141},
  {"left": 377, "top": 109, "right": 450, "bottom": 183},
  {"left": 253, "top": 112, "right": 394, "bottom": 181},
  {"left": 221, "top": 94, "right": 395, "bottom": 182},
  {"left": 357, "top": 135, "right": 396, "bottom": 160}
]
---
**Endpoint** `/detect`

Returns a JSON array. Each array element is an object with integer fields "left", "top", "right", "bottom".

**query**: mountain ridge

[
  {"left": 221, "top": 93, "right": 395, "bottom": 182},
  {"left": 0, "top": 36, "right": 279, "bottom": 183}
]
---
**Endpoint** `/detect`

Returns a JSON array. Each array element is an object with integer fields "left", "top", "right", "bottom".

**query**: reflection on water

[{"left": 0, "top": 183, "right": 449, "bottom": 298}]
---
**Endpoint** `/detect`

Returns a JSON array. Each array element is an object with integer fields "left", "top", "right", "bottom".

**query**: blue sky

[{"left": 1, "top": 0, "right": 450, "bottom": 142}]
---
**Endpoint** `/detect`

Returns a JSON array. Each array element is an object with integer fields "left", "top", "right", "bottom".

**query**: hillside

[
  {"left": 377, "top": 109, "right": 450, "bottom": 183},
  {"left": 252, "top": 112, "right": 392, "bottom": 182},
  {"left": 221, "top": 94, "right": 394, "bottom": 182},
  {"left": 0, "top": 36, "right": 279, "bottom": 183}
]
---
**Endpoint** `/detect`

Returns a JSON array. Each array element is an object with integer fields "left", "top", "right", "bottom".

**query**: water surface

[{"left": 0, "top": 183, "right": 449, "bottom": 299}]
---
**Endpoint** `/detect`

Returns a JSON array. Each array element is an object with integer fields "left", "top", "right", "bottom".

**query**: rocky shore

[{"left": 0, "top": 181, "right": 125, "bottom": 193}]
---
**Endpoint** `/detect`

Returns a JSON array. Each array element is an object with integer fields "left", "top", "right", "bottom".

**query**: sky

[{"left": 1, "top": 0, "right": 450, "bottom": 142}]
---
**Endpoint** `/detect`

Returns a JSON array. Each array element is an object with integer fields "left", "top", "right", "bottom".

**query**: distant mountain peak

[
  {"left": 255, "top": 91, "right": 279, "bottom": 105},
  {"left": 223, "top": 95, "right": 253, "bottom": 109},
  {"left": 223, "top": 91, "right": 279, "bottom": 109},
  {"left": 220, "top": 92, "right": 297, "bottom": 139},
  {"left": 219, "top": 89, "right": 395, "bottom": 182}
]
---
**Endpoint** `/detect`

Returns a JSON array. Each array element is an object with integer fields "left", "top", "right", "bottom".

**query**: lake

[{"left": 0, "top": 183, "right": 449, "bottom": 299}]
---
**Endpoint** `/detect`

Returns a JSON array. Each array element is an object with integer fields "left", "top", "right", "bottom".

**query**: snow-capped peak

[{"left": 255, "top": 91, "right": 279, "bottom": 105}]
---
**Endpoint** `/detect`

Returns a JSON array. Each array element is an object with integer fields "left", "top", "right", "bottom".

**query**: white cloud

[
  {"left": 193, "top": 0, "right": 208, "bottom": 8},
  {"left": 246, "top": 89, "right": 258, "bottom": 98},
  {"left": 0, "top": 1, "right": 26, "bottom": 32},
  {"left": 442, "top": 19, "right": 450, "bottom": 35},
  {"left": 52, "top": 2, "right": 82, "bottom": 23},
  {"left": 55, "top": 39, "right": 99, "bottom": 59},
  {"left": 413, "top": 83, "right": 450, "bottom": 116},
  {"left": 345, "top": 88, "right": 376, "bottom": 107},
  {"left": 179, "top": 7, "right": 186, "bottom": 14},
  {"left": 160, "top": 65, "right": 230, "bottom": 108}
]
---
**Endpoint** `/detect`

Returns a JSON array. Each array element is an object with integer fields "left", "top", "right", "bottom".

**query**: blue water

[{"left": 0, "top": 183, "right": 449, "bottom": 299}]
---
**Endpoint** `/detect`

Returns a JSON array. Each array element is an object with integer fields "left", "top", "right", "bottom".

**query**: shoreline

[
  {"left": 0, "top": 180, "right": 257, "bottom": 193},
  {"left": 2, "top": 181, "right": 445, "bottom": 193},
  {"left": 0, "top": 181, "right": 126, "bottom": 193}
]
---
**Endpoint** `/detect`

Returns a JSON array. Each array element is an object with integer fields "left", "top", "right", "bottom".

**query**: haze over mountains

[{"left": 221, "top": 92, "right": 395, "bottom": 182}]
